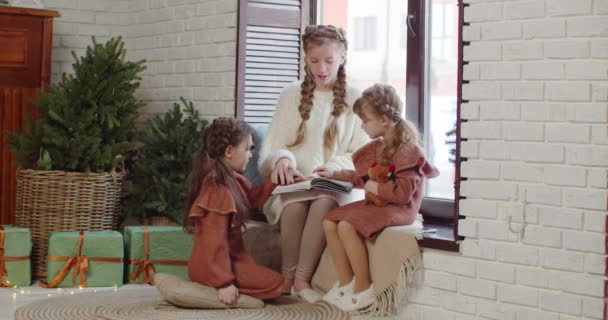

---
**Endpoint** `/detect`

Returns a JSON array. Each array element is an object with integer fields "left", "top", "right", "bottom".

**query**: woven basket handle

[{"left": 110, "top": 160, "right": 126, "bottom": 184}]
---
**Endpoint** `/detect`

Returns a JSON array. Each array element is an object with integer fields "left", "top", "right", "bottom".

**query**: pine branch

[
  {"left": 445, "top": 122, "right": 457, "bottom": 164},
  {"left": 124, "top": 97, "right": 208, "bottom": 223},
  {"left": 6, "top": 36, "right": 146, "bottom": 172}
]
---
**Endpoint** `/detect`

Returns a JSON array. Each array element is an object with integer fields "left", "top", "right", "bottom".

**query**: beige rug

[{"left": 15, "top": 288, "right": 350, "bottom": 320}]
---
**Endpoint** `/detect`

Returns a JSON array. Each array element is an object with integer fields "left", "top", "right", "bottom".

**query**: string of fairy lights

[{"left": 7, "top": 282, "right": 120, "bottom": 307}]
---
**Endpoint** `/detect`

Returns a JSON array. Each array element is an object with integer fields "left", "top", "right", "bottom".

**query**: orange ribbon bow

[
  {"left": 40, "top": 231, "right": 123, "bottom": 288},
  {"left": 0, "top": 226, "right": 30, "bottom": 288},
  {"left": 128, "top": 228, "right": 188, "bottom": 285}
]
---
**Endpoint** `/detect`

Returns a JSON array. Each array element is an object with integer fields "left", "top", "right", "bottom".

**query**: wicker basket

[{"left": 14, "top": 169, "right": 124, "bottom": 278}]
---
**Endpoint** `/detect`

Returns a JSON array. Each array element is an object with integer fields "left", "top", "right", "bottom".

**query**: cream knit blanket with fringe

[{"left": 312, "top": 224, "right": 424, "bottom": 316}]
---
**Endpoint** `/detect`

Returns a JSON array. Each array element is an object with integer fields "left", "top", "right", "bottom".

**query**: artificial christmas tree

[
  {"left": 125, "top": 98, "right": 208, "bottom": 225},
  {"left": 8, "top": 36, "right": 145, "bottom": 172},
  {"left": 6, "top": 36, "right": 146, "bottom": 277}
]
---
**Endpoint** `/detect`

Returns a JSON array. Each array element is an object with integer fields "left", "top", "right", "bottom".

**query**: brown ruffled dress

[
  {"left": 324, "top": 139, "right": 439, "bottom": 239},
  {"left": 187, "top": 172, "right": 284, "bottom": 300}
]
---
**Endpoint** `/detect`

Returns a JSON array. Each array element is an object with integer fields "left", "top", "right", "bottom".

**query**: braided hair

[
  {"left": 353, "top": 84, "right": 421, "bottom": 165},
  {"left": 183, "top": 117, "right": 253, "bottom": 233},
  {"left": 288, "top": 25, "right": 349, "bottom": 154}
]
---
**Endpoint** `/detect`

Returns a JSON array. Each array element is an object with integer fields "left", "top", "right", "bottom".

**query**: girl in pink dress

[{"left": 314, "top": 84, "right": 439, "bottom": 312}]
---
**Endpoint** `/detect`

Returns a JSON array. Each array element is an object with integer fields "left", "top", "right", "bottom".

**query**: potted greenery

[
  {"left": 6, "top": 36, "right": 146, "bottom": 277},
  {"left": 125, "top": 98, "right": 208, "bottom": 225}
]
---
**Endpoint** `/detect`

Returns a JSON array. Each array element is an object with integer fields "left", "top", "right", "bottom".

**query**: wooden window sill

[{"left": 418, "top": 222, "right": 460, "bottom": 252}]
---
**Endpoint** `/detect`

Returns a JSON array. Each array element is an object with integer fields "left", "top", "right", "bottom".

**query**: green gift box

[
  {"left": 124, "top": 226, "right": 193, "bottom": 284},
  {"left": 46, "top": 231, "right": 123, "bottom": 288},
  {"left": 0, "top": 225, "right": 31, "bottom": 287}
]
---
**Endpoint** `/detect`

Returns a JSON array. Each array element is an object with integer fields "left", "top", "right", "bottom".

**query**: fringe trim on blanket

[{"left": 357, "top": 253, "right": 424, "bottom": 317}]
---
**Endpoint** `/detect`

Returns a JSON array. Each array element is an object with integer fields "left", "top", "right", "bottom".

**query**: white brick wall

[
  {"left": 127, "top": 0, "right": 238, "bottom": 118},
  {"left": 42, "top": 0, "right": 130, "bottom": 83},
  {"left": 404, "top": 1, "right": 608, "bottom": 319},
  {"left": 39, "top": 0, "right": 237, "bottom": 119}
]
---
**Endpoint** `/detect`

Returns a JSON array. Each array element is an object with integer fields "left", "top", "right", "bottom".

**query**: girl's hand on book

[
  {"left": 313, "top": 166, "right": 333, "bottom": 178},
  {"left": 364, "top": 180, "right": 379, "bottom": 195},
  {"left": 272, "top": 158, "right": 295, "bottom": 185},
  {"left": 292, "top": 169, "right": 306, "bottom": 182},
  {"left": 218, "top": 284, "right": 239, "bottom": 305}
]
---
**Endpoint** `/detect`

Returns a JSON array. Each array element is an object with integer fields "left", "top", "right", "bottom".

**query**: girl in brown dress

[
  {"left": 314, "top": 84, "right": 439, "bottom": 312},
  {"left": 183, "top": 118, "right": 297, "bottom": 305}
]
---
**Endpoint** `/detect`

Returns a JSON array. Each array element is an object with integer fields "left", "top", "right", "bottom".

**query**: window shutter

[{"left": 236, "top": 0, "right": 311, "bottom": 124}]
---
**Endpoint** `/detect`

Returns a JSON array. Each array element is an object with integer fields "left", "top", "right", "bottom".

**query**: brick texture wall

[
  {"left": 127, "top": 0, "right": 237, "bottom": 118},
  {"left": 43, "top": 0, "right": 130, "bottom": 83},
  {"left": 402, "top": 1, "right": 608, "bottom": 319},
  {"left": 42, "top": 0, "right": 237, "bottom": 119}
]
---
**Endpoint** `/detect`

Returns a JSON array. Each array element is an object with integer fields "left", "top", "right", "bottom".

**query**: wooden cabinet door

[{"left": 0, "top": 7, "right": 58, "bottom": 224}]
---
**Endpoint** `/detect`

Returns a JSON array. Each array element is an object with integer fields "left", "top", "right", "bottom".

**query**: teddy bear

[{"left": 365, "top": 162, "right": 396, "bottom": 207}]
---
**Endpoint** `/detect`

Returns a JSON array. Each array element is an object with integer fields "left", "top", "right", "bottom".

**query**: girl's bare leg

[
  {"left": 337, "top": 221, "right": 371, "bottom": 293},
  {"left": 323, "top": 219, "right": 354, "bottom": 286}
]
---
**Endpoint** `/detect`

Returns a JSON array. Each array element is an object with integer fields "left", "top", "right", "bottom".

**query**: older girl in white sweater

[{"left": 258, "top": 25, "right": 369, "bottom": 302}]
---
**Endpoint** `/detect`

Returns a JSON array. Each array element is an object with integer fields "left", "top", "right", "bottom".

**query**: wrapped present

[
  {"left": 0, "top": 225, "right": 32, "bottom": 287},
  {"left": 43, "top": 230, "right": 123, "bottom": 288},
  {"left": 124, "top": 226, "right": 193, "bottom": 284}
]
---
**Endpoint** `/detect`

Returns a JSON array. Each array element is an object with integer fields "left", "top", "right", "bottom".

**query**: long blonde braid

[{"left": 288, "top": 25, "right": 349, "bottom": 154}]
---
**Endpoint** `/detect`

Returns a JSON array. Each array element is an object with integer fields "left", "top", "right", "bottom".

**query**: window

[
  {"left": 319, "top": 0, "right": 462, "bottom": 251},
  {"left": 236, "top": 0, "right": 463, "bottom": 251},
  {"left": 319, "top": 0, "right": 408, "bottom": 109},
  {"left": 431, "top": 2, "right": 455, "bottom": 61},
  {"left": 400, "top": 13, "right": 407, "bottom": 49},
  {"left": 235, "top": 0, "right": 312, "bottom": 124},
  {"left": 353, "top": 17, "right": 377, "bottom": 50},
  {"left": 426, "top": 0, "right": 458, "bottom": 202}
]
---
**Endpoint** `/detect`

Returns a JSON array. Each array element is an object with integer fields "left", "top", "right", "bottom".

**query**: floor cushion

[{"left": 155, "top": 273, "right": 264, "bottom": 309}]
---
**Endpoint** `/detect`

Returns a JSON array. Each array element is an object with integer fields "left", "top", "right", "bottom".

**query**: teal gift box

[
  {"left": 45, "top": 231, "right": 123, "bottom": 288},
  {"left": 0, "top": 225, "right": 31, "bottom": 287},
  {"left": 124, "top": 226, "right": 193, "bottom": 284}
]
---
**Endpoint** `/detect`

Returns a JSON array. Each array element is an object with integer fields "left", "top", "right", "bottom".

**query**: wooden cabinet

[{"left": 0, "top": 6, "right": 58, "bottom": 224}]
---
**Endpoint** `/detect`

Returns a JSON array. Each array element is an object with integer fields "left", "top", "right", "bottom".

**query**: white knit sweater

[{"left": 258, "top": 81, "right": 369, "bottom": 224}]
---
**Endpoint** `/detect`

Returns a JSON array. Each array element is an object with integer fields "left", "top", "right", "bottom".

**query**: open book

[{"left": 271, "top": 177, "right": 353, "bottom": 195}]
